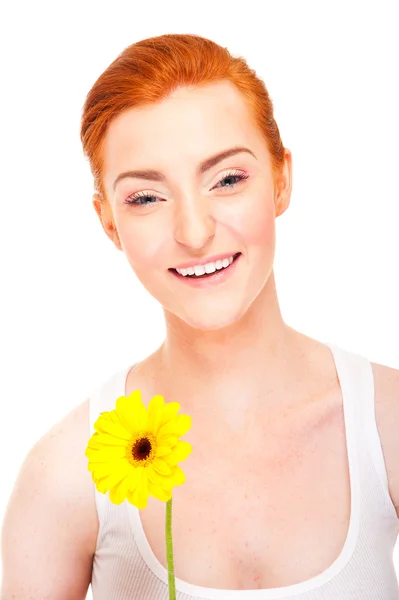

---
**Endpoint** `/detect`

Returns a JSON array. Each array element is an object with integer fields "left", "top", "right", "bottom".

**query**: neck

[{"left": 155, "top": 272, "right": 313, "bottom": 417}]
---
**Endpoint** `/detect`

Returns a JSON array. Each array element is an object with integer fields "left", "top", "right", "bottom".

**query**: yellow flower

[{"left": 85, "top": 390, "right": 192, "bottom": 509}]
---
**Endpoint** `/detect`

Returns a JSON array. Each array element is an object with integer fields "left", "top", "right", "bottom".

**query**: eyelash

[{"left": 124, "top": 170, "right": 250, "bottom": 207}]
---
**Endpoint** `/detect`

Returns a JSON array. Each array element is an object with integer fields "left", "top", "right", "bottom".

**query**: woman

[{"left": 2, "top": 33, "right": 399, "bottom": 600}]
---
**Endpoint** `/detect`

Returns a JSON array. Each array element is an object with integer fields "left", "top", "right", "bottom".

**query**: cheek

[
  {"left": 117, "top": 219, "right": 166, "bottom": 275},
  {"left": 230, "top": 193, "right": 276, "bottom": 251}
]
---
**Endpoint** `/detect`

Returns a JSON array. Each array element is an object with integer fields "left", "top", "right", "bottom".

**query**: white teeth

[
  {"left": 175, "top": 254, "right": 236, "bottom": 277},
  {"left": 205, "top": 262, "right": 216, "bottom": 274},
  {"left": 194, "top": 265, "right": 206, "bottom": 276}
]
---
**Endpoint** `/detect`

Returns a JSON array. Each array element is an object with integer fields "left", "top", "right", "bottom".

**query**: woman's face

[{"left": 96, "top": 80, "right": 291, "bottom": 331}]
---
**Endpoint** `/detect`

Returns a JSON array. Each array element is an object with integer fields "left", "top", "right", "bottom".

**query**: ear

[
  {"left": 92, "top": 192, "right": 123, "bottom": 251},
  {"left": 275, "top": 148, "right": 292, "bottom": 217}
]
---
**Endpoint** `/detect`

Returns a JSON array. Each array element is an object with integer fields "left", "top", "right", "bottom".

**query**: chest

[{"left": 138, "top": 395, "right": 352, "bottom": 590}]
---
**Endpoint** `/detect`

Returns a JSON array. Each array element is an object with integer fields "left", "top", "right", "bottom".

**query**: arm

[{"left": 0, "top": 400, "right": 98, "bottom": 600}]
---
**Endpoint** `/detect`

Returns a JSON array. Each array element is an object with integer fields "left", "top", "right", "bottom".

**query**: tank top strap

[
  {"left": 326, "top": 342, "right": 391, "bottom": 500},
  {"left": 88, "top": 364, "right": 132, "bottom": 435},
  {"left": 88, "top": 364, "right": 132, "bottom": 524}
]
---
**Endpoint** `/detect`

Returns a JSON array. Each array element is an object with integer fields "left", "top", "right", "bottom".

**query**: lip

[
  {"left": 169, "top": 252, "right": 242, "bottom": 288},
  {"left": 171, "top": 252, "right": 240, "bottom": 270}
]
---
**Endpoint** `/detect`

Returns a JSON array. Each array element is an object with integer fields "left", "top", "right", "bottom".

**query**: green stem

[{"left": 165, "top": 497, "right": 176, "bottom": 599}]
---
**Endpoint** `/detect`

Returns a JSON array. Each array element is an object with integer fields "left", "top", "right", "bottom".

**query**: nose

[{"left": 173, "top": 198, "right": 216, "bottom": 250}]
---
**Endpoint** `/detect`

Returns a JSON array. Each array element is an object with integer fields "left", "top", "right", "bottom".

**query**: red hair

[{"left": 80, "top": 33, "right": 285, "bottom": 202}]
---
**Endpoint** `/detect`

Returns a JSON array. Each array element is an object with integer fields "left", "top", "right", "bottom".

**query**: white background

[{"left": 1, "top": 0, "right": 398, "bottom": 596}]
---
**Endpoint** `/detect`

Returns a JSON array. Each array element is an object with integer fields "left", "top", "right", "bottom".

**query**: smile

[{"left": 169, "top": 253, "right": 242, "bottom": 287}]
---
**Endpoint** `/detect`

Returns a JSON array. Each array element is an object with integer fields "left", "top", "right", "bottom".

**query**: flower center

[
  {"left": 133, "top": 437, "right": 152, "bottom": 460},
  {"left": 128, "top": 432, "right": 157, "bottom": 467}
]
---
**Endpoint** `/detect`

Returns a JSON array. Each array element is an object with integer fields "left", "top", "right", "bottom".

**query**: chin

[
  {"left": 160, "top": 265, "right": 271, "bottom": 331},
  {"left": 174, "top": 302, "right": 250, "bottom": 332}
]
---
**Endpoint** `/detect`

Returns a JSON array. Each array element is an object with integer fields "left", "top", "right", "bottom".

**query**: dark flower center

[{"left": 132, "top": 437, "right": 152, "bottom": 461}]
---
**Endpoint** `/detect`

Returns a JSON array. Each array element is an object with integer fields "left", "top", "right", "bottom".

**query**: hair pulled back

[{"left": 80, "top": 33, "right": 285, "bottom": 202}]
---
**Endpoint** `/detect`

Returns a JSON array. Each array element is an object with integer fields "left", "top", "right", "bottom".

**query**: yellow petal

[
  {"left": 108, "top": 410, "right": 128, "bottom": 428},
  {"left": 174, "top": 414, "right": 192, "bottom": 436},
  {"left": 109, "top": 410, "right": 140, "bottom": 436},
  {"left": 86, "top": 445, "right": 127, "bottom": 462},
  {"left": 153, "top": 458, "right": 172, "bottom": 476},
  {"left": 148, "top": 467, "right": 174, "bottom": 492},
  {"left": 90, "top": 459, "right": 130, "bottom": 485},
  {"left": 148, "top": 478, "right": 172, "bottom": 502},
  {"left": 86, "top": 432, "right": 104, "bottom": 449},
  {"left": 158, "top": 414, "right": 192, "bottom": 439},
  {"left": 158, "top": 402, "right": 181, "bottom": 428},
  {"left": 96, "top": 469, "right": 129, "bottom": 494},
  {"left": 88, "top": 457, "right": 127, "bottom": 475},
  {"left": 130, "top": 470, "right": 149, "bottom": 508},
  {"left": 155, "top": 445, "right": 173, "bottom": 458},
  {"left": 156, "top": 434, "right": 178, "bottom": 447},
  {"left": 146, "top": 394, "right": 165, "bottom": 435},
  {"left": 163, "top": 440, "right": 192, "bottom": 466},
  {"left": 88, "top": 432, "right": 128, "bottom": 447},
  {"left": 127, "top": 466, "right": 144, "bottom": 491},
  {"left": 108, "top": 476, "right": 130, "bottom": 504},
  {"left": 94, "top": 414, "right": 132, "bottom": 441},
  {"left": 170, "top": 464, "right": 186, "bottom": 486},
  {"left": 116, "top": 391, "right": 148, "bottom": 432}
]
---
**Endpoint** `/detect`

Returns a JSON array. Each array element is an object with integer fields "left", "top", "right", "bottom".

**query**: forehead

[{"left": 102, "top": 80, "right": 266, "bottom": 182}]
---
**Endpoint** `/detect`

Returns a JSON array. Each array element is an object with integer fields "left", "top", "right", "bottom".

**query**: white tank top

[{"left": 88, "top": 343, "right": 399, "bottom": 599}]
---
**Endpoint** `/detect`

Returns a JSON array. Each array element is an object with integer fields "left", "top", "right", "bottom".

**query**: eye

[
  {"left": 125, "top": 190, "right": 159, "bottom": 206},
  {"left": 124, "top": 169, "right": 249, "bottom": 207},
  {"left": 212, "top": 170, "right": 249, "bottom": 191}
]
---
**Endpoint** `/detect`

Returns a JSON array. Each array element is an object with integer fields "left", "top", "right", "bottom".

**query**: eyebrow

[{"left": 112, "top": 146, "right": 257, "bottom": 192}]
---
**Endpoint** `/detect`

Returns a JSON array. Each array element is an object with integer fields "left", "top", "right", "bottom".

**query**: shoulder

[
  {"left": 370, "top": 360, "right": 399, "bottom": 518},
  {"left": 27, "top": 398, "right": 91, "bottom": 479},
  {"left": 33, "top": 398, "right": 98, "bottom": 534},
  {"left": 3, "top": 399, "right": 98, "bottom": 553},
  {"left": 1, "top": 400, "right": 98, "bottom": 597}
]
